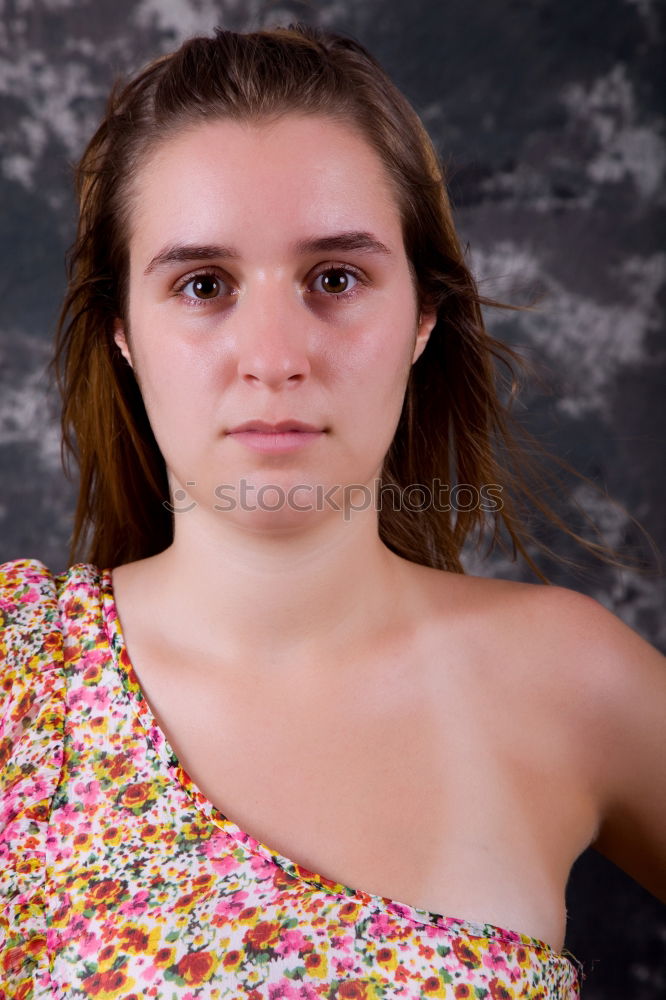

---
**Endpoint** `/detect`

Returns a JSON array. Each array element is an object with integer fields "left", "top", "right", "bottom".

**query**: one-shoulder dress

[{"left": 0, "top": 558, "right": 584, "bottom": 999}]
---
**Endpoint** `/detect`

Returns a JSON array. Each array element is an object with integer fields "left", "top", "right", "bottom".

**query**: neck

[{"left": 130, "top": 506, "right": 408, "bottom": 674}]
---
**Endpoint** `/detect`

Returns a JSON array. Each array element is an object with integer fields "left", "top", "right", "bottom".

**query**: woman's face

[{"left": 114, "top": 114, "right": 437, "bottom": 530}]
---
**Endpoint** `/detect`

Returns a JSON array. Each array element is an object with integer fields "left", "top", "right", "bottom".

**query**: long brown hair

[{"left": 51, "top": 23, "right": 647, "bottom": 579}]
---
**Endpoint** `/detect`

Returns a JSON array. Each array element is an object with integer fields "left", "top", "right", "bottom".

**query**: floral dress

[{"left": 0, "top": 558, "right": 585, "bottom": 999}]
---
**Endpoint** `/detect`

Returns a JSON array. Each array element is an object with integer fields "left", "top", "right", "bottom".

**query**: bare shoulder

[{"left": 425, "top": 566, "right": 666, "bottom": 902}]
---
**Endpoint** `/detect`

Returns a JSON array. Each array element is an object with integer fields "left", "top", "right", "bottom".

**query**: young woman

[{"left": 1, "top": 24, "right": 664, "bottom": 1000}]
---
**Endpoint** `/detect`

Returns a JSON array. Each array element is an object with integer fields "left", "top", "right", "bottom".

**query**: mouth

[
  {"left": 226, "top": 424, "right": 325, "bottom": 454},
  {"left": 227, "top": 420, "right": 324, "bottom": 434}
]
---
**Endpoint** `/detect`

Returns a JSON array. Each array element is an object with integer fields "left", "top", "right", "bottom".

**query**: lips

[{"left": 227, "top": 420, "right": 323, "bottom": 434}]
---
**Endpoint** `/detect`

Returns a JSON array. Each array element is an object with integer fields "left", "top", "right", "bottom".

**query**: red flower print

[
  {"left": 118, "top": 926, "right": 150, "bottom": 952},
  {"left": 336, "top": 981, "right": 368, "bottom": 999},
  {"left": 43, "top": 630, "right": 61, "bottom": 653},
  {"left": 245, "top": 920, "right": 282, "bottom": 951},
  {"left": 118, "top": 781, "right": 154, "bottom": 810},
  {"left": 273, "top": 867, "right": 299, "bottom": 890},
  {"left": 176, "top": 950, "right": 216, "bottom": 985},
  {"left": 452, "top": 938, "right": 482, "bottom": 968},
  {"left": 88, "top": 878, "right": 125, "bottom": 907},
  {"left": 81, "top": 967, "right": 132, "bottom": 996},
  {"left": 153, "top": 947, "right": 174, "bottom": 968},
  {"left": 489, "top": 979, "right": 515, "bottom": 999},
  {"left": 15, "top": 982, "right": 34, "bottom": 1000},
  {"left": 174, "top": 891, "right": 197, "bottom": 910},
  {"left": 424, "top": 976, "right": 442, "bottom": 991}
]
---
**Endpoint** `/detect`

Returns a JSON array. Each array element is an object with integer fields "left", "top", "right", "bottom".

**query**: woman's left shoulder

[
  {"left": 457, "top": 570, "right": 662, "bottom": 664},
  {"left": 475, "top": 574, "right": 665, "bottom": 739},
  {"left": 500, "top": 577, "right": 664, "bottom": 677},
  {"left": 498, "top": 576, "right": 666, "bottom": 901},
  {"left": 460, "top": 572, "right": 666, "bottom": 901}
]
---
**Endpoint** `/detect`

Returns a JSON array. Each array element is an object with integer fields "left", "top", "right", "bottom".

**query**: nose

[{"left": 235, "top": 277, "right": 312, "bottom": 389}]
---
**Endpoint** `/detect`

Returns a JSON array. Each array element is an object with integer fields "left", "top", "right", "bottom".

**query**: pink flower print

[
  {"left": 248, "top": 851, "right": 277, "bottom": 879},
  {"left": 482, "top": 939, "right": 510, "bottom": 972},
  {"left": 91, "top": 686, "right": 112, "bottom": 710},
  {"left": 214, "top": 892, "right": 251, "bottom": 920},
  {"left": 274, "top": 928, "right": 309, "bottom": 957},
  {"left": 140, "top": 963, "right": 160, "bottom": 983},
  {"left": 19, "top": 586, "right": 40, "bottom": 604},
  {"left": 296, "top": 987, "right": 321, "bottom": 1000},
  {"left": 52, "top": 802, "right": 79, "bottom": 823},
  {"left": 268, "top": 980, "right": 301, "bottom": 999},
  {"left": 333, "top": 954, "right": 357, "bottom": 974},
  {"left": 79, "top": 931, "right": 104, "bottom": 957},
  {"left": 207, "top": 849, "right": 239, "bottom": 877},
  {"left": 367, "top": 911, "right": 394, "bottom": 937},
  {"left": 74, "top": 778, "right": 102, "bottom": 807},
  {"left": 119, "top": 889, "right": 151, "bottom": 916}
]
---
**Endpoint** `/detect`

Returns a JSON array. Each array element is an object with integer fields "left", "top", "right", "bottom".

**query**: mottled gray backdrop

[{"left": 0, "top": 0, "right": 664, "bottom": 996}]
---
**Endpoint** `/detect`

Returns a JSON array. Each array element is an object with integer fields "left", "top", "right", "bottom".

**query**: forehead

[{"left": 127, "top": 114, "right": 404, "bottom": 257}]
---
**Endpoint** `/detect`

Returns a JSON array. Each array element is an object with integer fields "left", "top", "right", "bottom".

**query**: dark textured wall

[{"left": 0, "top": 1, "right": 664, "bottom": 996}]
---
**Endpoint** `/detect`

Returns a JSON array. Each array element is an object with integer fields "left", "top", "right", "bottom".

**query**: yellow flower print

[
  {"left": 81, "top": 966, "right": 136, "bottom": 998},
  {"left": 105, "top": 753, "right": 135, "bottom": 782},
  {"left": 489, "top": 979, "right": 516, "bottom": 999},
  {"left": 101, "top": 826, "right": 122, "bottom": 847},
  {"left": 222, "top": 948, "right": 244, "bottom": 971},
  {"left": 89, "top": 714, "right": 109, "bottom": 736},
  {"left": 423, "top": 975, "right": 448, "bottom": 998},
  {"left": 118, "top": 781, "right": 159, "bottom": 813},
  {"left": 138, "top": 822, "right": 161, "bottom": 842},
  {"left": 452, "top": 937, "right": 483, "bottom": 969},
  {"left": 174, "top": 890, "right": 205, "bottom": 914},
  {"left": 244, "top": 920, "right": 282, "bottom": 952},
  {"left": 515, "top": 946, "right": 531, "bottom": 968},
  {"left": 181, "top": 819, "right": 210, "bottom": 839},
  {"left": 72, "top": 831, "right": 92, "bottom": 853},
  {"left": 176, "top": 949, "right": 219, "bottom": 985},
  {"left": 304, "top": 950, "right": 328, "bottom": 978},
  {"left": 152, "top": 945, "right": 177, "bottom": 968},
  {"left": 338, "top": 901, "right": 364, "bottom": 922},
  {"left": 95, "top": 943, "right": 119, "bottom": 971},
  {"left": 191, "top": 872, "right": 215, "bottom": 894},
  {"left": 81, "top": 662, "right": 104, "bottom": 686},
  {"left": 375, "top": 947, "right": 398, "bottom": 971},
  {"left": 117, "top": 923, "right": 162, "bottom": 956},
  {"left": 87, "top": 877, "right": 126, "bottom": 908}
]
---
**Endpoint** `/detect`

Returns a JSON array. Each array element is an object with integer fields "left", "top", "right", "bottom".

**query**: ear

[
  {"left": 412, "top": 306, "right": 438, "bottom": 365},
  {"left": 113, "top": 318, "right": 133, "bottom": 369}
]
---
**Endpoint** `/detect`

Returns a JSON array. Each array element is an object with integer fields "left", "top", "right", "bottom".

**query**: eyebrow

[{"left": 143, "top": 231, "right": 393, "bottom": 275}]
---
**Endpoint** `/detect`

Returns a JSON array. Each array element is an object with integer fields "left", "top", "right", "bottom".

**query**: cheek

[
  {"left": 131, "top": 340, "right": 216, "bottom": 450},
  {"left": 343, "top": 318, "right": 416, "bottom": 400}
]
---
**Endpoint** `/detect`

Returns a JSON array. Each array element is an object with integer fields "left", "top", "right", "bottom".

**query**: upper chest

[{"left": 110, "top": 582, "right": 600, "bottom": 953}]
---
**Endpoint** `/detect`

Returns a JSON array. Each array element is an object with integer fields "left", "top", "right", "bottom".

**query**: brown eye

[
  {"left": 179, "top": 272, "right": 226, "bottom": 302},
  {"left": 189, "top": 274, "right": 221, "bottom": 299},
  {"left": 313, "top": 268, "right": 359, "bottom": 296},
  {"left": 322, "top": 269, "right": 349, "bottom": 293}
]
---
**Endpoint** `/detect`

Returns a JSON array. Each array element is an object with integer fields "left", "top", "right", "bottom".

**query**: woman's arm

[{"left": 547, "top": 586, "right": 666, "bottom": 903}]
